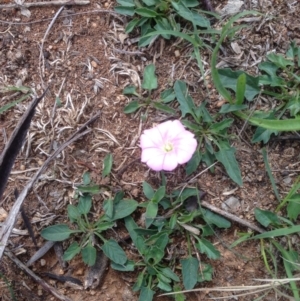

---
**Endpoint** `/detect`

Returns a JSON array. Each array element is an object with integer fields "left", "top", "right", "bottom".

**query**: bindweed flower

[{"left": 140, "top": 120, "right": 197, "bottom": 171}]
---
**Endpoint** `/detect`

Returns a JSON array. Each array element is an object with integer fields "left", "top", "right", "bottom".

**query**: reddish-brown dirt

[{"left": 1, "top": 0, "right": 300, "bottom": 300}]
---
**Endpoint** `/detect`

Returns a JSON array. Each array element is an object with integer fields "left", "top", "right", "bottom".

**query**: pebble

[
  {"left": 91, "top": 61, "right": 98, "bottom": 68},
  {"left": 221, "top": 196, "right": 241, "bottom": 212}
]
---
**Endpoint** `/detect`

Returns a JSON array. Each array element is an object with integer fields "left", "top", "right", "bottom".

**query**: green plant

[
  {"left": 115, "top": 0, "right": 214, "bottom": 47},
  {"left": 123, "top": 63, "right": 176, "bottom": 116},
  {"left": 231, "top": 151, "right": 300, "bottom": 299},
  {"left": 210, "top": 13, "right": 300, "bottom": 135},
  {"left": 124, "top": 181, "right": 230, "bottom": 301},
  {"left": 125, "top": 67, "right": 243, "bottom": 185},
  {"left": 41, "top": 171, "right": 138, "bottom": 267},
  {"left": 0, "top": 85, "right": 32, "bottom": 114}
]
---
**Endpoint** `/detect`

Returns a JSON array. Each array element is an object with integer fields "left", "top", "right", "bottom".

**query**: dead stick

[
  {"left": 0, "top": 111, "right": 101, "bottom": 260},
  {"left": 4, "top": 250, "right": 73, "bottom": 301},
  {"left": 0, "top": 0, "right": 90, "bottom": 9},
  {"left": 201, "top": 200, "right": 265, "bottom": 234}
]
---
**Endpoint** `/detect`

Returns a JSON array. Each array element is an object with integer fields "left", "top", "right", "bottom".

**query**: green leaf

[
  {"left": 181, "top": 257, "right": 199, "bottom": 289},
  {"left": 81, "top": 244, "right": 97, "bottom": 266},
  {"left": 145, "top": 200, "right": 158, "bottom": 228},
  {"left": 252, "top": 225, "right": 300, "bottom": 239},
  {"left": 114, "top": 6, "right": 135, "bottom": 16},
  {"left": 254, "top": 208, "right": 280, "bottom": 227},
  {"left": 145, "top": 231, "right": 169, "bottom": 250},
  {"left": 236, "top": 73, "right": 246, "bottom": 104},
  {"left": 258, "top": 61, "right": 283, "bottom": 86},
  {"left": 41, "top": 224, "right": 78, "bottom": 241},
  {"left": 251, "top": 126, "right": 278, "bottom": 143},
  {"left": 218, "top": 68, "right": 260, "bottom": 101},
  {"left": 138, "top": 286, "right": 155, "bottom": 301},
  {"left": 95, "top": 221, "right": 115, "bottom": 232},
  {"left": 67, "top": 204, "right": 80, "bottom": 222},
  {"left": 63, "top": 242, "right": 81, "bottom": 261},
  {"left": 142, "top": 0, "right": 157, "bottom": 5},
  {"left": 174, "top": 80, "right": 196, "bottom": 118},
  {"left": 160, "top": 88, "right": 176, "bottom": 103},
  {"left": 154, "top": 18, "right": 172, "bottom": 39},
  {"left": 143, "top": 181, "right": 155, "bottom": 199},
  {"left": 142, "top": 64, "right": 158, "bottom": 91},
  {"left": 0, "top": 92, "right": 31, "bottom": 115},
  {"left": 124, "top": 216, "right": 139, "bottom": 247},
  {"left": 157, "top": 279, "right": 172, "bottom": 292},
  {"left": 173, "top": 284, "right": 186, "bottom": 301},
  {"left": 102, "top": 153, "right": 113, "bottom": 177},
  {"left": 136, "top": 7, "right": 158, "bottom": 17},
  {"left": 82, "top": 172, "right": 91, "bottom": 185},
  {"left": 287, "top": 194, "right": 300, "bottom": 221},
  {"left": 76, "top": 184, "right": 100, "bottom": 194},
  {"left": 160, "top": 267, "right": 180, "bottom": 282},
  {"left": 235, "top": 110, "right": 300, "bottom": 131},
  {"left": 266, "top": 52, "right": 294, "bottom": 69},
  {"left": 78, "top": 195, "right": 92, "bottom": 215},
  {"left": 133, "top": 272, "right": 145, "bottom": 292},
  {"left": 103, "top": 198, "right": 114, "bottom": 219},
  {"left": 125, "top": 18, "right": 140, "bottom": 34},
  {"left": 171, "top": 1, "right": 210, "bottom": 28},
  {"left": 123, "top": 85, "right": 139, "bottom": 96},
  {"left": 219, "top": 104, "right": 248, "bottom": 113},
  {"left": 144, "top": 245, "right": 164, "bottom": 264},
  {"left": 152, "top": 102, "right": 176, "bottom": 114},
  {"left": 185, "top": 150, "right": 201, "bottom": 176},
  {"left": 152, "top": 186, "right": 166, "bottom": 204},
  {"left": 111, "top": 199, "right": 138, "bottom": 221},
  {"left": 215, "top": 143, "right": 242, "bottom": 186},
  {"left": 111, "top": 260, "right": 135, "bottom": 271},
  {"left": 209, "top": 118, "right": 233, "bottom": 133},
  {"left": 196, "top": 238, "right": 220, "bottom": 259},
  {"left": 102, "top": 239, "right": 127, "bottom": 265},
  {"left": 124, "top": 100, "right": 142, "bottom": 114},
  {"left": 202, "top": 209, "right": 231, "bottom": 228},
  {"left": 116, "top": 0, "right": 134, "bottom": 6},
  {"left": 197, "top": 263, "right": 213, "bottom": 282},
  {"left": 138, "top": 28, "right": 158, "bottom": 47},
  {"left": 261, "top": 147, "right": 280, "bottom": 202}
]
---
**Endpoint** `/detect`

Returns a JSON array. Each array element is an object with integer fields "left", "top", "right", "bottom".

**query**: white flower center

[{"left": 163, "top": 142, "right": 173, "bottom": 152}]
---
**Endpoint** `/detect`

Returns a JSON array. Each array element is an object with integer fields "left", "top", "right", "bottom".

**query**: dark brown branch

[
  {"left": 0, "top": 111, "right": 101, "bottom": 260},
  {"left": 4, "top": 250, "right": 74, "bottom": 301},
  {"left": 201, "top": 200, "right": 265, "bottom": 234}
]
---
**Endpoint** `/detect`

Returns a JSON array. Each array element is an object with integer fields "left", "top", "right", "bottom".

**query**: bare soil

[{"left": 1, "top": 0, "right": 300, "bottom": 300}]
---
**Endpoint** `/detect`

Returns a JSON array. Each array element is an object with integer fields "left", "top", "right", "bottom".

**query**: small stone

[
  {"left": 174, "top": 50, "right": 180, "bottom": 57},
  {"left": 40, "top": 259, "right": 46, "bottom": 266},
  {"left": 283, "top": 176, "right": 292, "bottom": 184},
  {"left": 91, "top": 61, "right": 98, "bottom": 68},
  {"left": 221, "top": 196, "right": 241, "bottom": 212}
]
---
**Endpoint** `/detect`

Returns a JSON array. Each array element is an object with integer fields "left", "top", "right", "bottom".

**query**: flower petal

[
  {"left": 145, "top": 154, "right": 166, "bottom": 171},
  {"left": 174, "top": 135, "right": 197, "bottom": 164},
  {"left": 156, "top": 120, "right": 185, "bottom": 141},
  {"left": 162, "top": 152, "right": 179, "bottom": 171},
  {"left": 140, "top": 127, "right": 164, "bottom": 148}
]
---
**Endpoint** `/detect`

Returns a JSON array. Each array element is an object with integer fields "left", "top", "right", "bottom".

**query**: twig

[
  {"left": 4, "top": 250, "right": 73, "bottom": 301},
  {"left": 0, "top": 111, "right": 101, "bottom": 260},
  {"left": 201, "top": 200, "right": 265, "bottom": 234},
  {"left": 0, "top": 0, "right": 90, "bottom": 9},
  {"left": 39, "top": 6, "right": 64, "bottom": 85}
]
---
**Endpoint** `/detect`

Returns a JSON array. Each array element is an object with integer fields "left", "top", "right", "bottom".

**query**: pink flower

[{"left": 140, "top": 120, "right": 197, "bottom": 171}]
